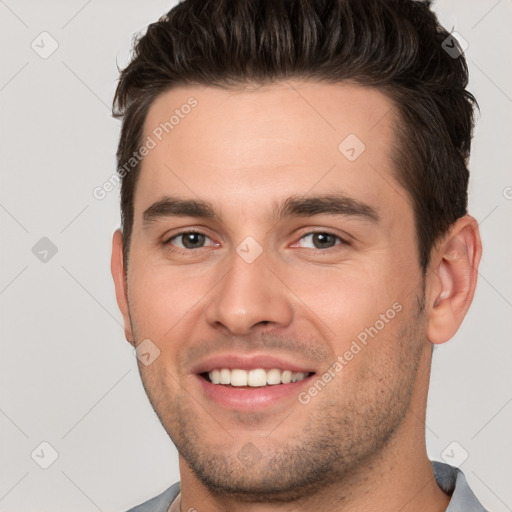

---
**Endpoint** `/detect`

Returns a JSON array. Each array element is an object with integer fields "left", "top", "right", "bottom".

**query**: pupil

[
  {"left": 313, "top": 233, "right": 335, "bottom": 249},
  {"left": 183, "top": 233, "right": 205, "bottom": 249}
]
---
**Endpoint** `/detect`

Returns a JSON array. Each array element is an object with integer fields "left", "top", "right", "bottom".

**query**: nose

[{"left": 205, "top": 249, "right": 294, "bottom": 336}]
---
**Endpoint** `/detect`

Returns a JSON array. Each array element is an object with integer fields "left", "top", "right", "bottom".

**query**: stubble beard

[{"left": 138, "top": 298, "right": 427, "bottom": 504}]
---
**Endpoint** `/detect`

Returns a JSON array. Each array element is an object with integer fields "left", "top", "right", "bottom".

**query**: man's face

[{"left": 117, "top": 81, "right": 431, "bottom": 500}]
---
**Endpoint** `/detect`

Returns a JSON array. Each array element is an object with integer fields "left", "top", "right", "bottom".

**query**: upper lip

[{"left": 190, "top": 353, "right": 316, "bottom": 374}]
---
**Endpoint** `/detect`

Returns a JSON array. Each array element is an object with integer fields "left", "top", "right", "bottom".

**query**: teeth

[
  {"left": 281, "top": 370, "right": 292, "bottom": 384},
  {"left": 266, "top": 368, "right": 281, "bottom": 385},
  {"left": 207, "top": 368, "right": 308, "bottom": 387},
  {"left": 248, "top": 369, "right": 267, "bottom": 387},
  {"left": 219, "top": 368, "right": 231, "bottom": 384},
  {"left": 230, "top": 369, "right": 247, "bottom": 387}
]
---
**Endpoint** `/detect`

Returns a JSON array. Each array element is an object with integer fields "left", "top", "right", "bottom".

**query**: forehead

[{"left": 136, "top": 80, "right": 407, "bottom": 223}]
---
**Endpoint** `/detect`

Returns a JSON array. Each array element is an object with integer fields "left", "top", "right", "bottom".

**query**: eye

[
  {"left": 296, "top": 232, "right": 346, "bottom": 249},
  {"left": 166, "top": 231, "right": 216, "bottom": 250}
]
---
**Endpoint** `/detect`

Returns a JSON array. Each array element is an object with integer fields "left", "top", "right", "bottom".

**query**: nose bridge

[{"left": 205, "top": 245, "right": 293, "bottom": 334}]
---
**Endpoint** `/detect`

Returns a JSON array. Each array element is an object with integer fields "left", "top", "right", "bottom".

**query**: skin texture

[{"left": 111, "top": 81, "right": 482, "bottom": 511}]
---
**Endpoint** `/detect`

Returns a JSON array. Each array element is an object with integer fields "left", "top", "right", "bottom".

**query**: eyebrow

[
  {"left": 142, "top": 194, "right": 379, "bottom": 226},
  {"left": 277, "top": 194, "right": 380, "bottom": 223},
  {"left": 143, "top": 197, "right": 216, "bottom": 225}
]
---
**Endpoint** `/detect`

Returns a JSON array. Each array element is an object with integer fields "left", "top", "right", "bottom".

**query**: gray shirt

[{"left": 126, "top": 461, "right": 488, "bottom": 512}]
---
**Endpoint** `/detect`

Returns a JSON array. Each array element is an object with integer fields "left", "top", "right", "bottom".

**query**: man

[{"left": 111, "top": 0, "right": 487, "bottom": 510}]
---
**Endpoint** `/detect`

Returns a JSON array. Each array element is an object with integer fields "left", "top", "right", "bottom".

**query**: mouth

[
  {"left": 192, "top": 354, "right": 317, "bottom": 411},
  {"left": 200, "top": 368, "right": 315, "bottom": 387}
]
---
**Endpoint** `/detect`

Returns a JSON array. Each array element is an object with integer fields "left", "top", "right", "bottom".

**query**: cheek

[
  {"left": 126, "top": 259, "right": 212, "bottom": 341},
  {"left": 330, "top": 303, "right": 421, "bottom": 406},
  {"left": 285, "top": 260, "right": 401, "bottom": 339}
]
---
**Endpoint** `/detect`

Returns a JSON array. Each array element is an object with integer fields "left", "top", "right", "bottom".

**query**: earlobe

[
  {"left": 111, "top": 229, "right": 135, "bottom": 345},
  {"left": 426, "top": 216, "right": 482, "bottom": 345}
]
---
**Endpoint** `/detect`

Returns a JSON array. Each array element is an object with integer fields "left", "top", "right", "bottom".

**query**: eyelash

[
  {"left": 164, "top": 231, "right": 218, "bottom": 250},
  {"left": 163, "top": 230, "right": 351, "bottom": 251},
  {"left": 294, "top": 232, "right": 350, "bottom": 250}
]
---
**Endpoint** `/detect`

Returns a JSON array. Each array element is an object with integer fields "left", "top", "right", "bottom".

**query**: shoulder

[
  {"left": 125, "top": 482, "right": 181, "bottom": 512},
  {"left": 432, "top": 461, "right": 489, "bottom": 512}
]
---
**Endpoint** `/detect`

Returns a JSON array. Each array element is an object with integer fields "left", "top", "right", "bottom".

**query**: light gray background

[{"left": 0, "top": 1, "right": 511, "bottom": 511}]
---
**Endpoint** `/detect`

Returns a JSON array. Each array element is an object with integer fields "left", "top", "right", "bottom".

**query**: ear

[
  {"left": 111, "top": 229, "right": 134, "bottom": 345},
  {"left": 426, "top": 215, "right": 482, "bottom": 345}
]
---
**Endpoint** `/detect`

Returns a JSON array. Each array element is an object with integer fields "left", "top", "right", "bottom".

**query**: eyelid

[
  {"left": 161, "top": 224, "right": 214, "bottom": 242},
  {"left": 161, "top": 228, "right": 351, "bottom": 251},
  {"left": 164, "top": 229, "right": 219, "bottom": 248},
  {"left": 290, "top": 229, "right": 352, "bottom": 248}
]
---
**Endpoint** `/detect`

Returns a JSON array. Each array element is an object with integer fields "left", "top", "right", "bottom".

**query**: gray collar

[{"left": 432, "top": 461, "right": 488, "bottom": 511}]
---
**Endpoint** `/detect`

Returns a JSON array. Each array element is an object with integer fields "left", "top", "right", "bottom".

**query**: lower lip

[{"left": 195, "top": 374, "right": 314, "bottom": 411}]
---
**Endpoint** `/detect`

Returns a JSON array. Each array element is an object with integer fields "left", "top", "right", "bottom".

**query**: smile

[{"left": 204, "top": 368, "right": 312, "bottom": 387}]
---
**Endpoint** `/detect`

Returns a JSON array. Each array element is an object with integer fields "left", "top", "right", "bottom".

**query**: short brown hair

[{"left": 113, "top": 0, "right": 477, "bottom": 273}]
